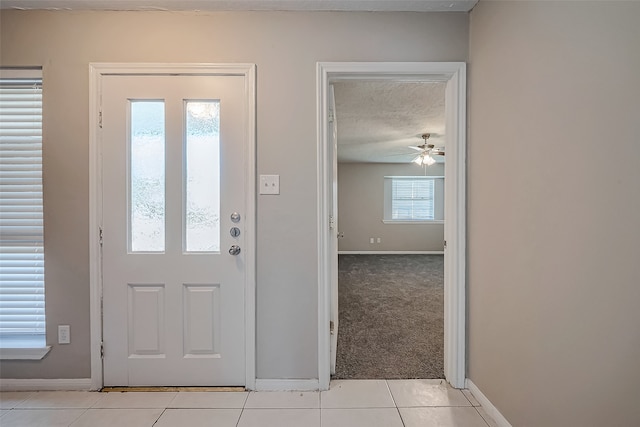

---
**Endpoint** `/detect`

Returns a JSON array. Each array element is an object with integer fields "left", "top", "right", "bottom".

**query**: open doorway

[
  {"left": 332, "top": 81, "right": 446, "bottom": 379},
  {"left": 317, "top": 62, "right": 466, "bottom": 390}
]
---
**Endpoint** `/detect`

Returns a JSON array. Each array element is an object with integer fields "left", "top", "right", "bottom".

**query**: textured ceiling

[
  {"left": 1, "top": 0, "right": 478, "bottom": 11},
  {"left": 333, "top": 81, "right": 446, "bottom": 163}
]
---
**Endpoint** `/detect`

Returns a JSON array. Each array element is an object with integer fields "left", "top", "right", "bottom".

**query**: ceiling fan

[{"left": 408, "top": 133, "right": 444, "bottom": 166}]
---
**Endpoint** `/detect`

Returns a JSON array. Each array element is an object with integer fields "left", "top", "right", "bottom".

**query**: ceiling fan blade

[
  {"left": 384, "top": 152, "right": 416, "bottom": 157},
  {"left": 408, "top": 145, "right": 425, "bottom": 152}
]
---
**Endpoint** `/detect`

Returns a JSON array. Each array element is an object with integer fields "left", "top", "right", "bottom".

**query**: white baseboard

[
  {"left": 466, "top": 379, "right": 512, "bottom": 427},
  {"left": 338, "top": 251, "right": 444, "bottom": 255},
  {"left": 254, "top": 379, "right": 319, "bottom": 391},
  {"left": 0, "top": 378, "right": 93, "bottom": 391}
]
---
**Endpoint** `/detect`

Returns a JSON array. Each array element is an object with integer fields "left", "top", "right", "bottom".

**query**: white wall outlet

[
  {"left": 58, "top": 325, "right": 70, "bottom": 344},
  {"left": 370, "top": 238, "right": 374, "bottom": 244},
  {"left": 377, "top": 237, "right": 381, "bottom": 243},
  {"left": 259, "top": 174, "right": 280, "bottom": 195}
]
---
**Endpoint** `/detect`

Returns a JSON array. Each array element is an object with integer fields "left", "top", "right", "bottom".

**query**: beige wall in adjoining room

[
  {"left": 338, "top": 162, "right": 444, "bottom": 252},
  {"left": 0, "top": 10, "right": 469, "bottom": 380},
  {"left": 468, "top": 1, "right": 640, "bottom": 426}
]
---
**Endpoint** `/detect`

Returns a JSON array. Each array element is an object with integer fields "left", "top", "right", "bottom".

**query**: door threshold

[{"left": 101, "top": 386, "right": 245, "bottom": 392}]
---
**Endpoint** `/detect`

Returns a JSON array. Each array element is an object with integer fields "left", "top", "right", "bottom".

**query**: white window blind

[
  {"left": 391, "top": 178, "right": 435, "bottom": 221},
  {"left": 0, "top": 70, "right": 45, "bottom": 347}
]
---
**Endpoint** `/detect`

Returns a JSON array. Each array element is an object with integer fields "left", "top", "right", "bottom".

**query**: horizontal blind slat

[
  {"left": 0, "top": 191, "right": 42, "bottom": 203},
  {"left": 0, "top": 99, "right": 42, "bottom": 105},
  {"left": 0, "top": 222, "right": 43, "bottom": 227},
  {"left": 0, "top": 109, "right": 42, "bottom": 117},
  {"left": 0, "top": 215, "right": 43, "bottom": 222},
  {"left": 0, "top": 322, "right": 46, "bottom": 331},
  {"left": 0, "top": 122, "right": 42, "bottom": 130},
  {"left": 0, "top": 129, "right": 42, "bottom": 137},
  {"left": 0, "top": 144, "right": 42, "bottom": 152},
  {"left": 0, "top": 287, "right": 45, "bottom": 294},
  {"left": 0, "top": 257, "right": 43, "bottom": 265},
  {"left": 0, "top": 309, "right": 46, "bottom": 317},
  {"left": 0, "top": 253, "right": 43, "bottom": 260},
  {"left": 0, "top": 249, "right": 43, "bottom": 255},
  {"left": 0, "top": 300, "right": 44, "bottom": 307},
  {"left": 0, "top": 161, "right": 42, "bottom": 169},
  {"left": 0, "top": 187, "right": 43, "bottom": 194}
]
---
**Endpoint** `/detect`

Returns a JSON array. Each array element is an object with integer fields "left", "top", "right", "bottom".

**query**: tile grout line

[
  {"left": 384, "top": 379, "right": 406, "bottom": 427},
  {"left": 235, "top": 407, "right": 244, "bottom": 427},
  {"left": 165, "top": 390, "right": 180, "bottom": 410},
  {"left": 235, "top": 390, "right": 250, "bottom": 427},
  {"left": 461, "top": 387, "right": 492, "bottom": 426},
  {"left": 90, "top": 391, "right": 105, "bottom": 409},
  {"left": 151, "top": 407, "right": 167, "bottom": 426},
  {"left": 67, "top": 408, "right": 81, "bottom": 427},
  {"left": 461, "top": 388, "right": 475, "bottom": 406},
  {"left": 474, "top": 406, "right": 492, "bottom": 427},
  {"left": 321, "top": 386, "right": 326, "bottom": 426},
  {"left": 68, "top": 407, "right": 91, "bottom": 427}
]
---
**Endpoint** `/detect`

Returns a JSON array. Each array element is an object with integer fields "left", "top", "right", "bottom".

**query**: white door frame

[
  {"left": 88, "top": 63, "right": 256, "bottom": 390},
  {"left": 316, "top": 62, "right": 466, "bottom": 390}
]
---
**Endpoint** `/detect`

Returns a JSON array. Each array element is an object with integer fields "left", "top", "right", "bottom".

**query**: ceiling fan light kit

[
  {"left": 413, "top": 153, "right": 437, "bottom": 166},
  {"left": 410, "top": 133, "right": 441, "bottom": 166}
]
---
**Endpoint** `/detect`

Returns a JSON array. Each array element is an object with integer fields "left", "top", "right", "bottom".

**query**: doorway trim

[
  {"left": 88, "top": 63, "right": 256, "bottom": 390},
  {"left": 316, "top": 62, "right": 466, "bottom": 390}
]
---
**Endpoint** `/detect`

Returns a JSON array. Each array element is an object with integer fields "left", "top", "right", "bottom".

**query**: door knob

[{"left": 229, "top": 245, "right": 241, "bottom": 256}]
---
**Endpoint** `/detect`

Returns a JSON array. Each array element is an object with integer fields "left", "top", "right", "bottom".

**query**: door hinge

[
  {"left": 100, "top": 342, "right": 104, "bottom": 359},
  {"left": 98, "top": 110, "right": 103, "bottom": 129},
  {"left": 444, "top": 240, "right": 447, "bottom": 249},
  {"left": 329, "top": 215, "right": 335, "bottom": 230},
  {"left": 99, "top": 227, "right": 103, "bottom": 247},
  {"left": 330, "top": 320, "right": 335, "bottom": 335},
  {"left": 328, "top": 109, "right": 335, "bottom": 123}
]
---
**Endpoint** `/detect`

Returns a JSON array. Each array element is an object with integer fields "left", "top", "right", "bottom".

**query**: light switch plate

[
  {"left": 58, "top": 325, "right": 70, "bottom": 344},
  {"left": 259, "top": 175, "right": 280, "bottom": 195}
]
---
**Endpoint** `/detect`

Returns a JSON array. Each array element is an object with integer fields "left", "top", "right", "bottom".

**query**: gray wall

[
  {"left": 468, "top": 1, "right": 640, "bottom": 426},
  {"left": 0, "top": 10, "right": 469, "bottom": 379},
  {"left": 338, "top": 162, "right": 444, "bottom": 251}
]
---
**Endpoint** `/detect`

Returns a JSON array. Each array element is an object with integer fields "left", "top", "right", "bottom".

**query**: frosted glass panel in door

[
  {"left": 130, "top": 101, "right": 165, "bottom": 252},
  {"left": 185, "top": 101, "right": 220, "bottom": 252}
]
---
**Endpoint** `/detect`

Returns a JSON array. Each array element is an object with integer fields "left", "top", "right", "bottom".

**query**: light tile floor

[{"left": 0, "top": 379, "right": 497, "bottom": 426}]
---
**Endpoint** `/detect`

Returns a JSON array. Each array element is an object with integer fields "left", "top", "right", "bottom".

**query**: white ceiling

[
  {"left": 334, "top": 81, "right": 446, "bottom": 163},
  {"left": 1, "top": 0, "right": 478, "bottom": 11}
]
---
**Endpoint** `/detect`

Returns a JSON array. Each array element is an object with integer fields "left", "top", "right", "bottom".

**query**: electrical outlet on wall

[
  {"left": 377, "top": 238, "right": 381, "bottom": 243},
  {"left": 259, "top": 174, "right": 280, "bottom": 195},
  {"left": 369, "top": 238, "right": 374, "bottom": 244}
]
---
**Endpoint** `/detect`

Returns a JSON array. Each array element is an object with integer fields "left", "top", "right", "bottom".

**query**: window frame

[
  {"left": 383, "top": 176, "right": 445, "bottom": 224},
  {"left": 0, "top": 67, "right": 50, "bottom": 359}
]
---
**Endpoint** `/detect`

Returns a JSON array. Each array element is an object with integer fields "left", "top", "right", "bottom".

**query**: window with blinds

[
  {"left": 383, "top": 176, "right": 444, "bottom": 223},
  {"left": 0, "top": 69, "right": 45, "bottom": 348},
  {"left": 391, "top": 178, "right": 435, "bottom": 220}
]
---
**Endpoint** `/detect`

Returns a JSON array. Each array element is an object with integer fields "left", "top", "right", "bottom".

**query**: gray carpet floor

[{"left": 333, "top": 254, "right": 444, "bottom": 379}]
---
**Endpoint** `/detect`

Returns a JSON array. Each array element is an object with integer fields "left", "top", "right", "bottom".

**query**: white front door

[{"left": 100, "top": 73, "right": 252, "bottom": 386}]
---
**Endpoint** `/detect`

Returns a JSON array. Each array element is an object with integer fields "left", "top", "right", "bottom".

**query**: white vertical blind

[
  {"left": 0, "top": 71, "right": 45, "bottom": 344},
  {"left": 391, "top": 177, "right": 435, "bottom": 220}
]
